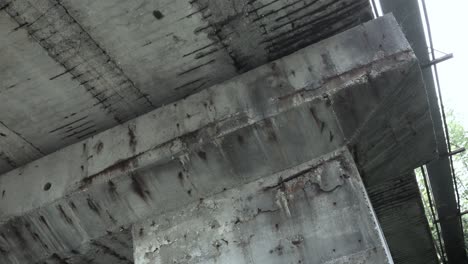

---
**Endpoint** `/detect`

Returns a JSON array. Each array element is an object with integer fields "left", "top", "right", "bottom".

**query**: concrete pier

[{"left": 133, "top": 149, "right": 393, "bottom": 264}]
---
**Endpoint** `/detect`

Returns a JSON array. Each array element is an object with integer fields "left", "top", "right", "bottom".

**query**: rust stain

[
  {"left": 237, "top": 135, "right": 244, "bottom": 144},
  {"left": 108, "top": 180, "right": 118, "bottom": 197},
  {"left": 106, "top": 210, "right": 117, "bottom": 224},
  {"left": 92, "top": 241, "right": 132, "bottom": 263},
  {"left": 78, "top": 156, "right": 138, "bottom": 190},
  {"left": 291, "top": 238, "right": 303, "bottom": 246},
  {"left": 128, "top": 124, "right": 137, "bottom": 153},
  {"left": 39, "top": 215, "right": 51, "bottom": 231},
  {"left": 57, "top": 205, "right": 73, "bottom": 225},
  {"left": 263, "top": 119, "right": 278, "bottom": 142},
  {"left": 94, "top": 141, "right": 104, "bottom": 154},
  {"left": 264, "top": 156, "right": 346, "bottom": 193},
  {"left": 87, "top": 197, "right": 101, "bottom": 215},
  {"left": 177, "top": 171, "right": 184, "bottom": 186},
  {"left": 197, "top": 150, "right": 207, "bottom": 161},
  {"left": 269, "top": 243, "right": 284, "bottom": 255},
  {"left": 308, "top": 107, "right": 326, "bottom": 133},
  {"left": 131, "top": 172, "right": 151, "bottom": 202}
]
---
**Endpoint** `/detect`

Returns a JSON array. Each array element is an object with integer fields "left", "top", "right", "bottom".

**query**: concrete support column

[{"left": 133, "top": 149, "right": 393, "bottom": 264}]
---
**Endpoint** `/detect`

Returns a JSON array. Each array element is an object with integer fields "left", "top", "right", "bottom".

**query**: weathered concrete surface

[
  {"left": 0, "top": 0, "right": 372, "bottom": 174},
  {"left": 368, "top": 172, "right": 438, "bottom": 264},
  {"left": 0, "top": 16, "right": 435, "bottom": 263},
  {"left": 0, "top": 3, "right": 149, "bottom": 168},
  {"left": 380, "top": 1, "right": 467, "bottom": 263},
  {"left": 133, "top": 149, "right": 393, "bottom": 264}
]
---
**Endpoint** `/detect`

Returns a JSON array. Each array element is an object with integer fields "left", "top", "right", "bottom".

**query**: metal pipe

[
  {"left": 447, "top": 147, "right": 466, "bottom": 157},
  {"left": 421, "top": 53, "right": 454, "bottom": 69}
]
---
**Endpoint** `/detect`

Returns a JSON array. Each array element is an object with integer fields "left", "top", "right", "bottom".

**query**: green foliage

[
  {"left": 447, "top": 110, "right": 468, "bottom": 207},
  {"left": 416, "top": 110, "right": 468, "bottom": 261},
  {"left": 446, "top": 110, "right": 468, "bottom": 251}
]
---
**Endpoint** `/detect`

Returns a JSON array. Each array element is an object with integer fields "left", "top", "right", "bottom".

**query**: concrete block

[{"left": 133, "top": 149, "right": 393, "bottom": 264}]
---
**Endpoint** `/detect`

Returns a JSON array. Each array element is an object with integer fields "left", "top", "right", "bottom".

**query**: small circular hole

[
  {"left": 152, "top": 10, "right": 164, "bottom": 20},
  {"left": 43, "top": 182, "right": 52, "bottom": 191}
]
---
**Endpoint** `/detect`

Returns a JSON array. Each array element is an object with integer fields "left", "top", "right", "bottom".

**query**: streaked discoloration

[
  {"left": 133, "top": 149, "right": 393, "bottom": 264},
  {"left": 0, "top": 15, "right": 435, "bottom": 264}
]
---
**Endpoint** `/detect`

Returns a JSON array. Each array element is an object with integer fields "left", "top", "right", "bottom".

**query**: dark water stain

[
  {"left": 79, "top": 156, "right": 138, "bottom": 190},
  {"left": 197, "top": 150, "right": 207, "bottom": 160},
  {"left": 87, "top": 197, "right": 101, "bottom": 215},
  {"left": 94, "top": 141, "right": 104, "bottom": 154},
  {"left": 237, "top": 135, "right": 244, "bottom": 144},
  {"left": 127, "top": 124, "right": 137, "bottom": 153},
  {"left": 39, "top": 215, "right": 51, "bottom": 231},
  {"left": 108, "top": 180, "right": 118, "bottom": 197},
  {"left": 57, "top": 205, "right": 73, "bottom": 225},
  {"left": 131, "top": 172, "right": 151, "bottom": 202},
  {"left": 51, "top": 253, "right": 70, "bottom": 264}
]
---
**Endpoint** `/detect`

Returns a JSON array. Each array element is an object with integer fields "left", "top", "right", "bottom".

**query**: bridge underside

[{"left": 0, "top": 2, "right": 438, "bottom": 263}]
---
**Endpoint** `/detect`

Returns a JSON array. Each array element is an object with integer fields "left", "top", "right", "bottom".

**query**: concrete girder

[
  {"left": 380, "top": 1, "right": 468, "bottom": 263},
  {"left": 133, "top": 149, "right": 393, "bottom": 264},
  {"left": 0, "top": 0, "right": 372, "bottom": 174},
  {"left": 369, "top": 171, "right": 439, "bottom": 264},
  {"left": 0, "top": 15, "right": 435, "bottom": 263}
]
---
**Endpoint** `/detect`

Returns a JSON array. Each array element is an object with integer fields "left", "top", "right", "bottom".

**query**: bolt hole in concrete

[
  {"left": 43, "top": 182, "right": 52, "bottom": 191},
  {"left": 153, "top": 10, "right": 164, "bottom": 20}
]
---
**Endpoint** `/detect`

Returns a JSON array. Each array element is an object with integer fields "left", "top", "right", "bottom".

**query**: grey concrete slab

[
  {"left": 0, "top": 0, "right": 372, "bottom": 174},
  {"left": 0, "top": 10, "right": 120, "bottom": 166}
]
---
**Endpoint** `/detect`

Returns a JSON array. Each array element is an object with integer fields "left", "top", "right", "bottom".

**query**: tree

[
  {"left": 446, "top": 110, "right": 468, "bottom": 248},
  {"left": 447, "top": 110, "right": 468, "bottom": 203},
  {"left": 416, "top": 110, "right": 468, "bottom": 261}
]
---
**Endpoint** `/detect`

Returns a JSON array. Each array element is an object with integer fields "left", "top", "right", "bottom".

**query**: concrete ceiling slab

[
  {"left": 0, "top": 11, "right": 119, "bottom": 157},
  {"left": 0, "top": 0, "right": 372, "bottom": 174}
]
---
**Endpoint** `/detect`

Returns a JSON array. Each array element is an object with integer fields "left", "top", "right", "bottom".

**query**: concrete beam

[
  {"left": 133, "top": 148, "right": 393, "bottom": 264},
  {"left": 368, "top": 171, "right": 439, "bottom": 264},
  {"left": 0, "top": 0, "right": 372, "bottom": 174},
  {"left": 0, "top": 15, "right": 435, "bottom": 263},
  {"left": 380, "top": 1, "right": 468, "bottom": 263}
]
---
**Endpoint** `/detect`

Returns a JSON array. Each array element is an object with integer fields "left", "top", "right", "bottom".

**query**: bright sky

[
  {"left": 373, "top": 0, "right": 468, "bottom": 129},
  {"left": 424, "top": 0, "right": 468, "bottom": 129}
]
